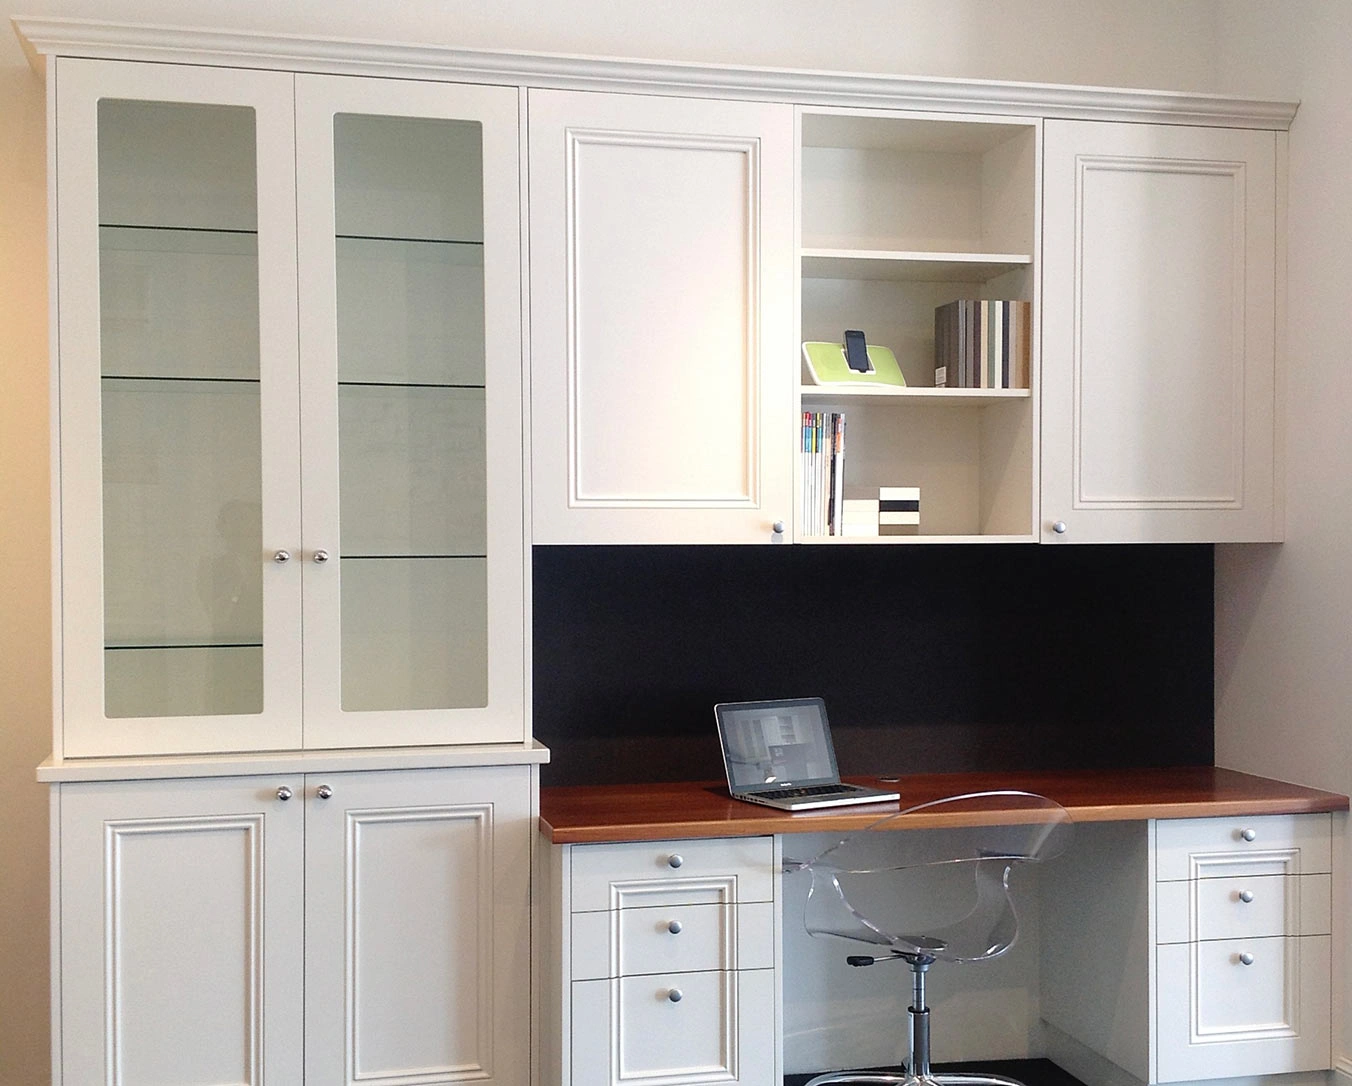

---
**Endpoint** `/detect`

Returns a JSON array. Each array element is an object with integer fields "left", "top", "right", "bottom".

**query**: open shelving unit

[{"left": 796, "top": 108, "right": 1040, "bottom": 542}]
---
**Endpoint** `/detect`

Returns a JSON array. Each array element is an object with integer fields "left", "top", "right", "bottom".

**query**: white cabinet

[
  {"left": 1040, "top": 815, "right": 1332, "bottom": 1085},
  {"left": 1041, "top": 120, "right": 1280, "bottom": 543},
  {"left": 53, "top": 57, "right": 525, "bottom": 756},
  {"left": 57, "top": 765, "right": 532, "bottom": 1086},
  {"left": 1153, "top": 815, "right": 1332, "bottom": 1082},
  {"left": 541, "top": 835, "right": 779, "bottom": 1086},
  {"left": 528, "top": 89, "right": 796, "bottom": 544}
]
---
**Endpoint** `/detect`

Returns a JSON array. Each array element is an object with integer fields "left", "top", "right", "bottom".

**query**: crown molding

[{"left": 12, "top": 16, "right": 1298, "bottom": 129}]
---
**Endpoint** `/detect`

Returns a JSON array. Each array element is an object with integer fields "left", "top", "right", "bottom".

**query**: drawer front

[
  {"left": 571, "top": 837, "right": 775, "bottom": 912},
  {"left": 1156, "top": 873, "right": 1333, "bottom": 944},
  {"left": 572, "top": 969, "right": 775, "bottom": 1086},
  {"left": 1155, "top": 814, "right": 1330, "bottom": 882},
  {"left": 1155, "top": 936, "right": 1331, "bottom": 1082},
  {"left": 572, "top": 901, "right": 774, "bottom": 980}
]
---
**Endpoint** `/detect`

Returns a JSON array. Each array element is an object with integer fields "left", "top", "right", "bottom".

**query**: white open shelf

[
  {"left": 801, "top": 248, "right": 1032, "bottom": 283},
  {"left": 800, "top": 384, "right": 1030, "bottom": 402}
]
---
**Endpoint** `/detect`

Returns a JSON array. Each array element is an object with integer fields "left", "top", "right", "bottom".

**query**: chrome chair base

[{"left": 805, "top": 1073, "right": 1029, "bottom": 1086}]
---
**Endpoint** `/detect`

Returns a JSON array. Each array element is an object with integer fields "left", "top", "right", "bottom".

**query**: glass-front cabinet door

[
  {"left": 56, "top": 59, "right": 302, "bottom": 757},
  {"left": 295, "top": 75, "right": 524, "bottom": 749},
  {"left": 54, "top": 60, "right": 524, "bottom": 756}
]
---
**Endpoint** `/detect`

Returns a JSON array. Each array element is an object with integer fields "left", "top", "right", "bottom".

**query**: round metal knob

[
  {"left": 667, "top": 854, "right": 683, "bottom": 869},
  {"left": 1238, "top": 952, "right": 1255, "bottom": 966},
  {"left": 667, "top": 920, "right": 683, "bottom": 935},
  {"left": 1052, "top": 521, "right": 1068, "bottom": 535},
  {"left": 1238, "top": 889, "right": 1255, "bottom": 904},
  {"left": 273, "top": 550, "right": 291, "bottom": 564},
  {"left": 667, "top": 988, "right": 683, "bottom": 1003},
  {"left": 313, "top": 549, "right": 331, "bottom": 564},
  {"left": 276, "top": 786, "right": 293, "bottom": 801},
  {"left": 316, "top": 784, "right": 333, "bottom": 800},
  {"left": 1240, "top": 827, "right": 1257, "bottom": 842},
  {"left": 771, "top": 520, "right": 785, "bottom": 535}
]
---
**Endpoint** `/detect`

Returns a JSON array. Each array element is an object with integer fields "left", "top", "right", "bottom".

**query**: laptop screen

[{"left": 715, "top": 697, "right": 841, "bottom": 791}]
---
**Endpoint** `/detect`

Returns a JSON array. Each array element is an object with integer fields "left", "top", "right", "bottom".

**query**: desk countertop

[{"left": 538, "top": 766, "right": 1349, "bottom": 844}]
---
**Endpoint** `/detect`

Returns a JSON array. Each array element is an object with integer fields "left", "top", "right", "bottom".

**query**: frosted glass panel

[
  {"left": 101, "top": 381, "right": 263, "bottom": 716},
  {"left": 333, "top": 113, "right": 487, "bottom": 713},
  {"left": 339, "top": 385, "right": 486, "bottom": 557},
  {"left": 340, "top": 558, "right": 487, "bottom": 711},
  {"left": 100, "top": 227, "right": 260, "bottom": 380},
  {"left": 333, "top": 114, "right": 483, "bottom": 242},
  {"left": 105, "top": 646, "right": 263, "bottom": 719},
  {"left": 98, "top": 99, "right": 263, "bottom": 718},
  {"left": 336, "top": 237, "right": 484, "bottom": 385},
  {"left": 98, "top": 99, "right": 258, "bottom": 231}
]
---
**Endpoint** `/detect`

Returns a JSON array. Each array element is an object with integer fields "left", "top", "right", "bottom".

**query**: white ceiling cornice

[{"left": 11, "top": 15, "right": 1299, "bottom": 129}]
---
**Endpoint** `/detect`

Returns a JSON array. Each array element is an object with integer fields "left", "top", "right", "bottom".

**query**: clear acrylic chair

[{"left": 785, "top": 790, "right": 1073, "bottom": 1086}]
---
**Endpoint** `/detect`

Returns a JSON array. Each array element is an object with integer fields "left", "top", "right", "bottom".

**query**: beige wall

[
  {"left": 0, "top": 2, "right": 1302, "bottom": 1083},
  {"left": 1211, "top": 0, "right": 1352, "bottom": 1072}
]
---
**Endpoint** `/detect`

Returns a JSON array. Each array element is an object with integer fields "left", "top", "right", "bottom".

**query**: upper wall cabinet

[
  {"left": 1041, "top": 121, "right": 1280, "bottom": 543},
  {"left": 54, "top": 58, "right": 526, "bottom": 756},
  {"left": 528, "top": 89, "right": 796, "bottom": 544}
]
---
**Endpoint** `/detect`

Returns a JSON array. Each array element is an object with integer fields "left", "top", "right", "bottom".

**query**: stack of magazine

[{"left": 801, "top": 411, "right": 845, "bottom": 536}]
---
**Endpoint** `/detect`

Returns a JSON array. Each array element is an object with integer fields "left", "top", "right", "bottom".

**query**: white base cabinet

[
  {"left": 1040, "top": 814, "right": 1333, "bottom": 1085},
  {"left": 55, "top": 765, "right": 533, "bottom": 1086},
  {"left": 538, "top": 835, "right": 780, "bottom": 1086}
]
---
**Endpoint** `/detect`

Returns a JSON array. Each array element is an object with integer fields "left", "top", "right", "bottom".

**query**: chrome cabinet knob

[
  {"left": 771, "top": 520, "right": 785, "bottom": 535},
  {"left": 273, "top": 550, "right": 291, "bottom": 564},
  {"left": 313, "top": 549, "right": 331, "bottom": 564},
  {"left": 1238, "top": 952, "right": 1255, "bottom": 966},
  {"left": 667, "top": 920, "right": 683, "bottom": 935},
  {"left": 1240, "top": 827, "right": 1257, "bottom": 842},
  {"left": 316, "top": 784, "right": 333, "bottom": 800},
  {"left": 1238, "top": 889, "right": 1255, "bottom": 903},
  {"left": 667, "top": 854, "right": 683, "bottom": 869},
  {"left": 276, "top": 786, "right": 293, "bottom": 801},
  {"left": 667, "top": 988, "right": 683, "bottom": 1003},
  {"left": 1051, "top": 521, "right": 1068, "bottom": 535}
]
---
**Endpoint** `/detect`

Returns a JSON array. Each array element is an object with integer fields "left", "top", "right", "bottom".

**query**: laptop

[{"left": 714, "top": 697, "right": 901, "bottom": 811}]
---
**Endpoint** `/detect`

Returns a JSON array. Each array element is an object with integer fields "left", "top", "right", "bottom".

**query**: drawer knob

[
  {"left": 667, "top": 854, "right": 684, "bottom": 869},
  {"left": 1238, "top": 952, "right": 1255, "bottom": 966},
  {"left": 1238, "top": 889, "right": 1255, "bottom": 903},
  {"left": 1240, "top": 827, "right": 1257, "bottom": 842},
  {"left": 667, "top": 988, "right": 683, "bottom": 1003},
  {"left": 276, "top": 786, "right": 293, "bottom": 801},
  {"left": 667, "top": 920, "right": 683, "bottom": 935}
]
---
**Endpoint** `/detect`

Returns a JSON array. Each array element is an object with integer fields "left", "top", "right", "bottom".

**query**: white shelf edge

[
  {"left": 797, "top": 534, "right": 1037, "bottom": 545},
  {"left": 10, "top": 17, "right": 1299, "bottom": 130},
  {"left": 37, "top": 739, "right": 552, "bottom": 782},
  {"left": 801, "top": 247, "right": 1032, "bottom": 265},
  {"left": 799, "top": 385, "right": 1030, "bottom": 401}
]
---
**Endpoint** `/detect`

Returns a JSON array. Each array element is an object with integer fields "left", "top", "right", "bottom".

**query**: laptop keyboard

[{"left": 749, "top": 784, "right": 855, "bottom": 800}]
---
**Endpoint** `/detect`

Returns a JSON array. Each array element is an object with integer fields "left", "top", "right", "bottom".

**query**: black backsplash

[{"left": 532, "top": 544, "right": 1214, "bottom": 786}]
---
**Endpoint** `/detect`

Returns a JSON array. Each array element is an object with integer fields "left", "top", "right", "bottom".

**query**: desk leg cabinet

[
  {"left": 57, "top": 765, "right": 533, "bottom": 1086},
  {"left": 538, "top": 835, "right": 780, "bottom": 1086},
  {"left": 1040, "top": 814, "right": 1333, "bottom": 1086}
]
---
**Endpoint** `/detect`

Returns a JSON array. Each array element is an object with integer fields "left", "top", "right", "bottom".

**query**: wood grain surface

[{"left": 539, "top": 766, "right": 1348, "bottom": 843}]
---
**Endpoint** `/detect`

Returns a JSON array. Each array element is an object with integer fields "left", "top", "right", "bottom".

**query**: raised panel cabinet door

[
  {"left": 294, "top": 75, "right": 526, "bottom": 748},
  {"left": 53, "top": 58, "right": 303, "bottom": 756},
  {"left": 57, "top": 777, "right": 305, "bottom": 1085},
  {"left": 302, "top": 766, "right": 532, "bottom": 1086},
  {"left": 528, "top": 89, "right": 795, "bottom": 543},
  {"left": 1041, "top": 121, "right": 1278, "bottom": 543}
]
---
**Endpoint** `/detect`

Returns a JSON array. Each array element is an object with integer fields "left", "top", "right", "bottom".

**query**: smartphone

[{"left": 843, "top": 329, "right": 871, "bottom": 373}]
